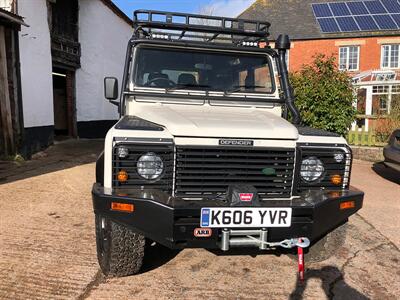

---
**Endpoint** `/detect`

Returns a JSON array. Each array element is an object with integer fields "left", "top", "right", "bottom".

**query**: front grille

[
  {"left": 112, "top": 143, "right": 174, "bottom": 191},
  {"left": 175, "top": 146, "right": 295, "bottom": 200}
]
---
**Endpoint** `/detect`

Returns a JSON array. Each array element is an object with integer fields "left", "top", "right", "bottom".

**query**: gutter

[{"left": 0, "top": 10, "right": 28, "bottom": 27}]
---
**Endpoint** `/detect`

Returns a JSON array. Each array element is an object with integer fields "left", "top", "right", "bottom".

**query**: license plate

[{"left": 200, "top": 207, "right": 292, "bottom": 228}]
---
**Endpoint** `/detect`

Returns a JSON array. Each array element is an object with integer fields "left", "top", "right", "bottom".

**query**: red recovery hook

[
  {"left": 297, "top": 245, "right": 305, "bottom": 281},
  {"left": 295, "top": 238, "right": 310, "bottom": 281}
]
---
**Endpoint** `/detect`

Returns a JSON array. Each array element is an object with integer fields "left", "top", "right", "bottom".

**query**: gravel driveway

[{"left": 0, "top": 141, "right": 399, "bottom": 299}]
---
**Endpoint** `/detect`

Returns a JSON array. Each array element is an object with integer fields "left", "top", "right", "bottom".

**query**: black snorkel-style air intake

[{"left": 275, "top": 34, "right": 301, "bottom": 125}]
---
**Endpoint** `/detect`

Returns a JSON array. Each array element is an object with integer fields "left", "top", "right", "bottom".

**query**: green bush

[
  {"left": 375, "top": 94, "right": 400, "bottom": 142},
  {"left": 290, "top": 54, "right": 357, "bottom": 136}
]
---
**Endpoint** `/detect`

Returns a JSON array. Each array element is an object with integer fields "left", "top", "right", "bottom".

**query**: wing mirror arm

[{"left": 109, "top": 100, "right": 119, "bottom": 107}]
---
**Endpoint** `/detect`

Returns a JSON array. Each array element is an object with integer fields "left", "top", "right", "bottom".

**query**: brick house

[{"left": 240, "top": 0, "right": 400, "bottom": 132}]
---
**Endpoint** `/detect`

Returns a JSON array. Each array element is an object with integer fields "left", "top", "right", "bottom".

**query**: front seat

[
  {"left": 146, "top": 72, "right": 171, "bottom": 87},
  {"left": 148, "top": 72, "right": 169, "bottom": 81},
  {"left": 178, "top": 73, "right": 197, "bottom": 86}
]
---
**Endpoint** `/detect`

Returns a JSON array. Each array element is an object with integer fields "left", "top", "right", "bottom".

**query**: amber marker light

[
  {"left": 330, "top": 174, "right": 342, "bottom": 185},
  {"left": 111, "top": 202, "right": 134, "bottom": 213},
  {"left": 117, "top": 170, "right": 128, "bottom": 183},
  {"left": 340, "top": 201, "right": 355, "bottom": 210}
]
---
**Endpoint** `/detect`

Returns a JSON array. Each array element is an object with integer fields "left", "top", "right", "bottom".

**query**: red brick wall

[{"left": 289, "top": 36, "right": 396, "bottom": 73}]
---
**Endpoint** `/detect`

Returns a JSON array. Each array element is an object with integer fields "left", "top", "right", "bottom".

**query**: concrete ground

[{"left": 0, "top": 141, "right": 399, "bottom": 300}]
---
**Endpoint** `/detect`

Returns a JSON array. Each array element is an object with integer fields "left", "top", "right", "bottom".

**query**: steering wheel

[{"left": 145, "top": 77, "right": 176, "bottom": 88}]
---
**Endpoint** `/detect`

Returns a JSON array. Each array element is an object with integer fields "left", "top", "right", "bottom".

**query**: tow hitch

[{"left": 220, "top": 229, "right": 310, "bottom": 281}]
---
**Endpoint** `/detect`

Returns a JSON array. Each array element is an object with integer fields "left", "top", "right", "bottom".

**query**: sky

[{"left": 112, "top": 0, "right": 255, "bottom": 18}]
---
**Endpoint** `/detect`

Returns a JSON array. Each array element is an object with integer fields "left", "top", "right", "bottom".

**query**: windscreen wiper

[
  {"left": 224, "top": 85, "right": 265, "bottom": 95},
  {"left": 166, "top": 84, "right": 211, "bottom": 92}
]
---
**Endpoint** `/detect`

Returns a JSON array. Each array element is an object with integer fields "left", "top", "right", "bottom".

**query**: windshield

[{"left": 132, "top": 47, "right": 274, "bottom": 94}]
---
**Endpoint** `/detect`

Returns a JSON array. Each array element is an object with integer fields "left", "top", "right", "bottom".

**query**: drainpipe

[{"left": 275, "top": 34, "right": 301, "bottom": 125}]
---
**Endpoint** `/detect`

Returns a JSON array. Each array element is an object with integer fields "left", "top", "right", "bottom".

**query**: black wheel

[
  {"left": 95, "top": 214, "right": 145, "bottom": 277},
  {"left": 304, "top": 223, "right": 348, "bottom": 263}
]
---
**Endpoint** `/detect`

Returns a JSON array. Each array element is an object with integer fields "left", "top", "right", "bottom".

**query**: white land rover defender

[{"left": 92, "top": 10, "right": 364, "bottom": 278}]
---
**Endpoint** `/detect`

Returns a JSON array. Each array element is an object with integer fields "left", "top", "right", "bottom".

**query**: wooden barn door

[{"left": 0, "top": 25, "right": 15, "bottom": 156}]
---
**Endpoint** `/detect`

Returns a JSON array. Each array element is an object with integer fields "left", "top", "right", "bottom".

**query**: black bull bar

[{"left": 92, "top": 183, "right": 363, "bottom": 249}]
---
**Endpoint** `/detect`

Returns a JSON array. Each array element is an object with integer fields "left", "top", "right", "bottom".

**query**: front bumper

[{"left": 92, "top": 184, "right": 363, "bottom": 249}]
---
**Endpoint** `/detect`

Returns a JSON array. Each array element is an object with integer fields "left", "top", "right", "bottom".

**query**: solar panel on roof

[
  {"left": 364, "top": 0, "right": 387, "bottom": 14},
  {"left": 354, "top": 15, "right": 379, "bottom": 30},
  {"left": 317, "top": 18, "right": 340, "bottom": 33},
  {"left": 381, "top": 0, "right": 400, "bottom": 13},
  {"left": 330, "top": 2, "right": 351, "bottom": 16},
  {"left": 392, "top": 13, "right": 400, "bottom": 26},
  {"left": 312, "top": 3, "right": 332, "bottom": 17},
  {"left": 373, "top": 14, "right": 398, "bottom": 29},
  {"left": 336, "top": 16, "right": 360, "bottom": 31},
  {"left": 312, "top": 1, "right": 400, "bottom": 34},
  {"left": 347, "top": 1, "right": 369, "bottom": 15}
]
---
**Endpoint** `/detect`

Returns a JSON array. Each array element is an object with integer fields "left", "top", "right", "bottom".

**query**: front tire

[{"left": 95, "top": 214, "right": 145, "bottom": 277}]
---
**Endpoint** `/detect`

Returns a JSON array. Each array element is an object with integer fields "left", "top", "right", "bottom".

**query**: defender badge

[
  {"left": 219, "top": 139, "right": 254, "bottom": 146},
  {"left": 194, "top": 228, "right": 212, "bottom": 237},
  {"left": 239, "top": 193, "right": 253, "bottom": 202}
]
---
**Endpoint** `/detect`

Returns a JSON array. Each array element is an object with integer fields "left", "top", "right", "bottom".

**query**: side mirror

[{"left": 104, "top": 77, "right": 119, "bottom": 101}]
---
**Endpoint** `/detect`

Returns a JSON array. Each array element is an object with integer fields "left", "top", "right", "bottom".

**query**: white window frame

[
  {"left": 338, "top": 46, "right": 360, "bottom": 71},
  {"left": 381, "top": 44, "right": 400, "bottom": 69}
]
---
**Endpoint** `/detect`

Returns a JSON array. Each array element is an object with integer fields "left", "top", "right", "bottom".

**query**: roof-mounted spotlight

[
  {"left": 241, "top": 41, "right": 259, "bottom": 47},
  {"left": 152, "top": 33, "right": 169, "bottom": 40}
]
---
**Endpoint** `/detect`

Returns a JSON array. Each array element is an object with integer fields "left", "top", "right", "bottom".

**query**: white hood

[{"left": 132, "top": 103, "right": 299, "bottom": 140}]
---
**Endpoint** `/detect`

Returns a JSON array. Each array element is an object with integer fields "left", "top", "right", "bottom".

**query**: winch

[{"left": 219, "top": 229, "right": 310, "bottom": 281}]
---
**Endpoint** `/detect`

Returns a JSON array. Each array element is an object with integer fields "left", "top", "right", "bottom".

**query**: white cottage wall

[
  {"left": 76, "top": 0, "right": 132, "bottom": 131},
  {"left": 18, "top": 0, "right": 54, "bottom": 128},
  {"left": 0, "top": 0, "right": 12, "bottom": 11}
]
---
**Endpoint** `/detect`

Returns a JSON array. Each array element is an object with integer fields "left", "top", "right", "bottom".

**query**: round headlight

[
  {"left": 137, "top": 152, "right": 164, "bottom": 180},
  {"left": 300, "top": 156, "right": 325, "bottom": 182}
]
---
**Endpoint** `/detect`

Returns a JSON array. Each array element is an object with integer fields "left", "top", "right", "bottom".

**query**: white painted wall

[
  {"left": 18, "top": 0, "right": 54, "bottom": 128},
  {"left": 76, "top": 0, "right": 132, "bottom": 122},
  {"left": 0, "top": 0, "right": 12, "bottom": 11}
]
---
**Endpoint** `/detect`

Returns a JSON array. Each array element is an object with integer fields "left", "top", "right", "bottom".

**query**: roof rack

[{"left": 133, "top": 10, "right": 270, "bottom": 45}]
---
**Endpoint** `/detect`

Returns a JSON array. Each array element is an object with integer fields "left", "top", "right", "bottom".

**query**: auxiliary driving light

[
  {"left": 333, "top": 153, "right": 345, "bottom": 163},
  {"left": 152, "top": 33, "right": 169, "bottom": 40},
  {"left": 242, "top": 41, "right": 258, "bottom": 47},
  {"left": 117, "top": 146, "right": 129, "bottom": 159}
]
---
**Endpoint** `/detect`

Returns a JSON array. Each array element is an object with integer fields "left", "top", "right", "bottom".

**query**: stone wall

[{"left": 351, "top": 146, "right": 384, "bottom": 162}]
